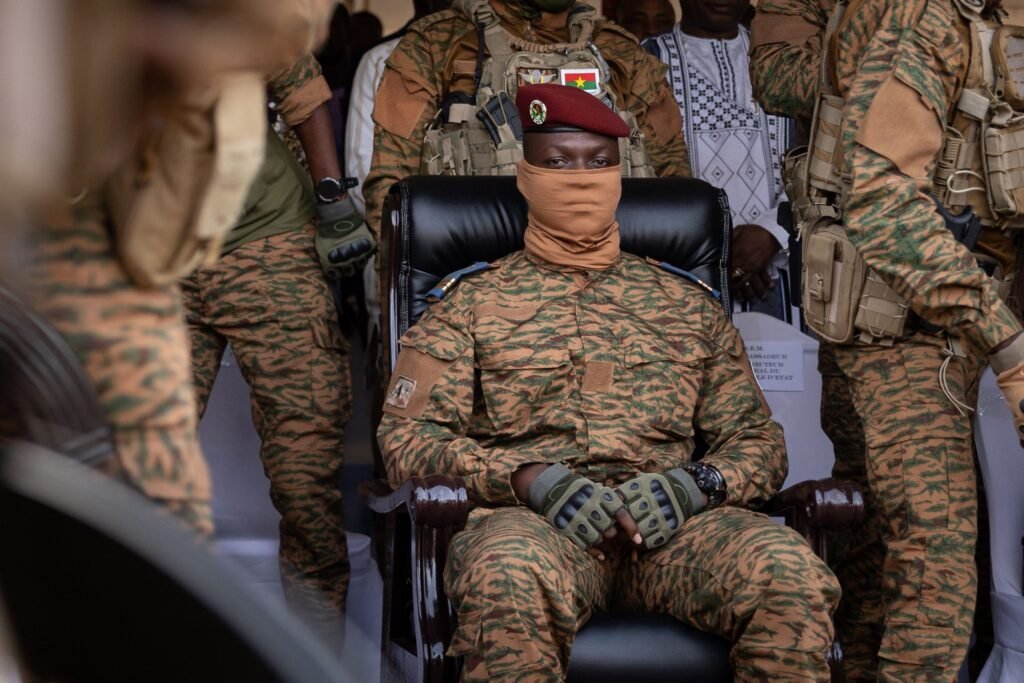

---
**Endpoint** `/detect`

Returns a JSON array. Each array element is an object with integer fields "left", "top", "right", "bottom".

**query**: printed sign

[{"left": 745, "top": 341, "right": 804, "bottom": 392}]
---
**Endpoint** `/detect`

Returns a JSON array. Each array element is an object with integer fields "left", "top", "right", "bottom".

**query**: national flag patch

[{"left": 559, "top": 68, "right": 600, "bottom": 94}]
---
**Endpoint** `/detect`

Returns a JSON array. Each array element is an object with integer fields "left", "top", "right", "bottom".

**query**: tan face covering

[{"left": 516, "top": 159, "right": 622, "bottom": 270}]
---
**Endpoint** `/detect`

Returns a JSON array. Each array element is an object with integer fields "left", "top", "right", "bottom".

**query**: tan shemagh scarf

[{"left": 516, "top": 159, "right": 622, "bottom": 270}]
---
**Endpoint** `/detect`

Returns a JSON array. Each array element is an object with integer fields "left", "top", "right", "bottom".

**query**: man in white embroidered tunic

[{"left": 644, "top": 0, "right": 794, "bottom": 322}]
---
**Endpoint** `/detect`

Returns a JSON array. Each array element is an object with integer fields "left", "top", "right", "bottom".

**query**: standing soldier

[
  {"left": 750, "top": 0, "right": 1024, "bottom": 680},
  {"left": 181, "top": 53, "right": 373, "bottom": 640},
  {"left": 5, "top": 0, "right": 338, "bottom": 535},
  {"left": 362, "top": 0, "right": 691, "bottom": 239}
]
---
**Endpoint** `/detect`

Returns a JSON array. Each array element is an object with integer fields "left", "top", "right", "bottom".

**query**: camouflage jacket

[
  {"left": 377, "top": 251, "right": 786, "bottom": 508},
  {"left": 363, "top": 0, "right": 690, "bottom": 239},
  {"left": 750, "top": 0, "right": 1021, "bottom": 351}
]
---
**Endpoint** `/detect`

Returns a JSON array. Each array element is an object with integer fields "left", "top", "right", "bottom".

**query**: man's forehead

[{"left": 525, "top": 130, "right": 618, "bottom": 148}]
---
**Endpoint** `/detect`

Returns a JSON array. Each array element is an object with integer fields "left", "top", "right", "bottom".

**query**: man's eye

[
  {"left": 546, "top": 158, "right": 568, "bottom": 167},
  {"left": 591, "top": 158, "right": 610, "bottom": 168}
]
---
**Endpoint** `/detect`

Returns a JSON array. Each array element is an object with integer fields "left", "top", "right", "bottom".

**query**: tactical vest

[
  {"left": 788, "top": 0, "right": 1024, "bottom": 344},
  {"left": 421, "top": 0, "right": 654, "bottom": 178}
]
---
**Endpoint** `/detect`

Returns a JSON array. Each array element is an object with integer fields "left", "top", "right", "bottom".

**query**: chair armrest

[
  {"left": 763, "top": 478, "right": 864, "bottom": 562},
  {"left": 363, "top": 474, "right": 468, "bottom": 683},
  {"left": 764, "top": 478, "right": 865, "bottom": 528},
  {"left": 361, "top": 474, "right": 471, "bottom": 529}
]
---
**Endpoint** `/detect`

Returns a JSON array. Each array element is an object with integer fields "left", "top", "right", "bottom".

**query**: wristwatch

[
  {"left": 682, "top": 461, "right": 727, "bottom": 509},
  {"left": 315, "top": 176, "right": 343, "bottom": 204}
]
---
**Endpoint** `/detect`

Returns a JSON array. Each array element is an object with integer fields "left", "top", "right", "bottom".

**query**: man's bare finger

[
  {"left": 615, "top": 508, "right": 642, "bottom": 545},
  {"left": 747, "top": 274, "right": 768, "bottom": 299}
]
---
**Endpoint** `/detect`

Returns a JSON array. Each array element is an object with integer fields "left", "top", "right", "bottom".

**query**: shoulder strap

[
  {"left": 649, "top": 258, "right": 721, "bottom": 299},
  {"left": 427, "top": 262, "right": 492, "bottom": 301}
]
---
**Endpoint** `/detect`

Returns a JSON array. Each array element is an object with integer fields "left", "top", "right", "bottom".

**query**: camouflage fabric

[
  {"left": 27, "top": 195, "right": 213, "bottom": 534},
  {"left": 181, "top": 225, "right": 351, "bottom": 633},
  {"left": 380, "top": 251, "right": 784, "bottom": 506},
  {"left": 363, "top": 0, "right": 690, "bottom": 239},
  {"left": 446, "top": 505, "right": 839, "bottom": 681},
  {"left": 749, "top": 2, "right": 1019, "bottom": 679},
  {"left": 749, "top": 0, "right": 1020, "bottom": 353},
  {"left": 819, "top": 333, "right": 985, "bottom": 682},
  {"left": 378, "top": 251, "right": 840, "bottom": 679}
]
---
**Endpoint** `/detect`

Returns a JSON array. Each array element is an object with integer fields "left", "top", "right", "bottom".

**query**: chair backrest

[{"left": 382, "top": 176, "right": 732, "bottom": 367}]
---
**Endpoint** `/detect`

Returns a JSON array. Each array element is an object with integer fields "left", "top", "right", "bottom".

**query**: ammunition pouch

[
  {"left": 106, "top": 73, "right": 266, "bottom": 288},
  {"left": 801, "top": 216, "right": 909, "bottom": 344},
  {"left": 782, "top": 145, "right": 839, "bottom": 238},
  {"left": 982, "top": 106, "right": 1024, "bottom": 222},
  {"left": 807, "top": 94, "right": 846, "bottom": 195}
]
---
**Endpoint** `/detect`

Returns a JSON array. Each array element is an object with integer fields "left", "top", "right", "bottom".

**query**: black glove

[{"left": 314, "top": 196, "right": 376, "bottom": 279}]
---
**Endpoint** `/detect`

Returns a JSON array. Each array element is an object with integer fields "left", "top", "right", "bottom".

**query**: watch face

[{"left": 316, "top": 177, "right": 342, "bottom": 203}]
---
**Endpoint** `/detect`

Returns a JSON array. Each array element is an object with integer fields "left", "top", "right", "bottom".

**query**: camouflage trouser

[
  {"left": 26, "top": 199, "right": 213, "bottom": 534},
  {"left": 819, "top": 330, "right": 985, "bottom": 682},
  {"left": 445, "top": 505, "right": 840, "bottom": 682},
  {"left": 181, "top": 225, "right": 352, "bottom": 632}
]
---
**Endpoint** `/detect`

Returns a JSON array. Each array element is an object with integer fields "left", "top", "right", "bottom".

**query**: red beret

[{"left": 516, "top": 83, "right": 630, "bottom": 139}]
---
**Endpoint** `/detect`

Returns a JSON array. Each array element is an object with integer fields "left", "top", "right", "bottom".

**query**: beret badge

[{"left": 529, "top": 99, "right": 547, "bottom": 125}]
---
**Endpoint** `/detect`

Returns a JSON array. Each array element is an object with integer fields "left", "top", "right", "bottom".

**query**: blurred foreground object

[
  {"left": 0, "top": 0, "right": 338, "bottom": 213},
  {"left": 0, "top": 288, "right": 113, "bottom": 467},
  {"left": 0, "top": 442, "right": 353, "bottom": 683}
]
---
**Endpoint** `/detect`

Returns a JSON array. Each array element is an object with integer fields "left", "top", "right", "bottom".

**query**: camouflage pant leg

[
  {"left": 26, "top": 201, "right": 213, "bottom": 534},
  {"left": 617, "top": 507, "right": 840, "bottom": 682},
  {"left": 818, "top": 342, "right": 887, "bottom": 681},
  {"left": 182, "top": 226, "right": 351, "bottom": 631},
  {"left": 831, "top": 332, "right": 984, "bottom": 683},
  {"left": 445, "top": 507, "right": 612, "bottom": 682},
  {"left": 179, "top": 273, "right": 226, "bottom": 417}
]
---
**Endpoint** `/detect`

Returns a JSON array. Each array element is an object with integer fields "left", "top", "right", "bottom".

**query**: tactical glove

[
  {"left": 991, "top": 334, "right": 1024, "bottom": 447},
  {"left": 617, "top": 469, "right": 702, "bottom": 550},
  {"left": 315, "top": 196, "right": 377, "bottom": 279},
  {"left": 526, "top": 464, "right": 624, "bottom": 551}
]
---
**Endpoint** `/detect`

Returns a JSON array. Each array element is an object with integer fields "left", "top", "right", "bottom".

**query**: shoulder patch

[
  {"left": 427, "top": 261, "right": 492, "bottom": 301},
  {"left": 649, "top": 258, "right": 721, "bottom": 299}
]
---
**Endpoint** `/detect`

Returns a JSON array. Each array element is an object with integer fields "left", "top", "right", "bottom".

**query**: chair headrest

[{"left": 384, "top": 176, "right": 731, "bottom": 338}]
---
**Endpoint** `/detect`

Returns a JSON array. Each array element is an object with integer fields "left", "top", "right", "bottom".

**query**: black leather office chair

[
  {"left": 365, "top": 176, "right": 862, "bottom": 683},
  {"left": 0, "top": 443, "right": 354, "bottom": 683}
]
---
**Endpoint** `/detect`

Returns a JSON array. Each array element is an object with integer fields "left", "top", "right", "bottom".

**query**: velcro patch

[
  {"left": 385, "top": 376, "right": 418, "bottom": 409},
  {"left": 383, "top": 348, "right": 455, "bottom": 418},
  {"left": 581, "top": 361, "right": 614, "bottom": 393},
  {"left": 856, "top": 73, "right": 943, "bottom": 180}
]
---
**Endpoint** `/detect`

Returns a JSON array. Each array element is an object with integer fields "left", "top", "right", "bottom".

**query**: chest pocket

[
  {"left": 476, "top": 342, "right": 572, "bottom": 436},
  {"left": 624, "top": 337, "right": 709, "bottom": 439}
]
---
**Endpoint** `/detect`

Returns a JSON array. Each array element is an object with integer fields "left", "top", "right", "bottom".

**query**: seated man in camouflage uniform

[{"left": 377, "top": 83, "right": 840, "bottom": 682}]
